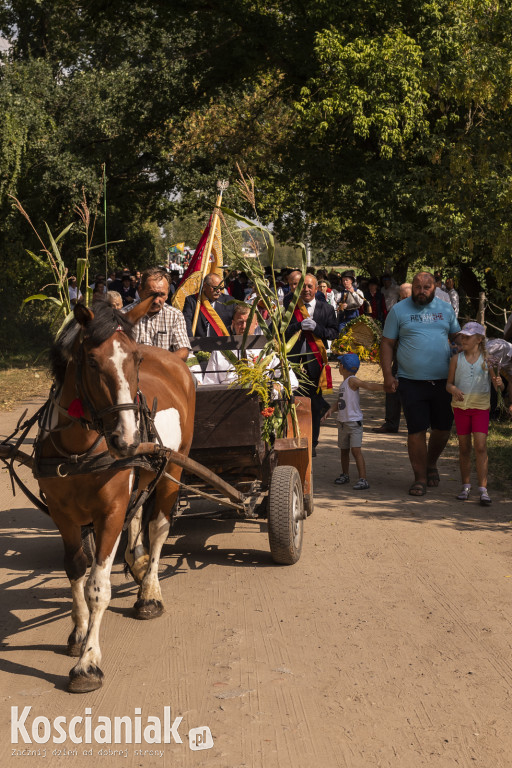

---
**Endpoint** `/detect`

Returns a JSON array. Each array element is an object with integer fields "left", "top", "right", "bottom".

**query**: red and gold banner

[{"left": 172, "top": 217, "right": 223, "bottom": 311}]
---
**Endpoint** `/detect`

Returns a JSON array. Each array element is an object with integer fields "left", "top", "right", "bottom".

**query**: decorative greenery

[
  {"left": 221, "top": 169, "right": 304, "bottom": 439},
  {"left": 12, "top": 196, "right": 74, "bottom": 332},
  {"left": 12, "top": 191, "right": 123, "bottom": 334},
  {"left": 228, "top": 357, "right": 286, "bottom": 445}
]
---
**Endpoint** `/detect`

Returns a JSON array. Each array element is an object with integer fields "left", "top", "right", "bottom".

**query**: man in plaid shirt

[{"left": 123, "top": 267, "right": 191, "bottom": 360}]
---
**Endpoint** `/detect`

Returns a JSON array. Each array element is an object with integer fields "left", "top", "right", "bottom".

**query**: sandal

[
  {"left": 409, "top": 482, "right": 427, "bottom": 496},
  {"left": 427, "top": 468, "right": 440, "bottom": 487}
]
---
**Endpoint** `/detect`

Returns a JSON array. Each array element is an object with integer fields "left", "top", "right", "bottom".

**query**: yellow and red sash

[
  {"left": 294, "top": 300, "right": 333, "bottom": 393},
  {"left": 199, "top": 296, "right": 229, "bottom": 336}
]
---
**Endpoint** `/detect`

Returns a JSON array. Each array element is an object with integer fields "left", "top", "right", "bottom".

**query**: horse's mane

[{"left": 50, "top": 299, "right": 135, "bottom": 385}]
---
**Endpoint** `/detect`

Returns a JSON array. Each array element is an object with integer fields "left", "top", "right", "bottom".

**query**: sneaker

[
  {"left": 479, "top": 490, "right": 492, "bottom": 506},
  {"left": 334, "top": 473, "right": 350, "bottom": 485},
  {"left": 457, "top": 485, "right": 471, "bottom": 501},
  {"left": 353, "top": 478, "right": 370, "bottom": 490}
]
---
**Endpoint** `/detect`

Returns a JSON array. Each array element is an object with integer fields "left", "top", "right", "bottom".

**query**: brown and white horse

[{"left": 38, "top": 296, "right": 195, "bottom": 692}]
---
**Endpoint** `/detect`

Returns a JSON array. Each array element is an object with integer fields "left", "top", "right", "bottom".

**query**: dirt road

[{"left": 1, "top": 370, "right": 511, "bottom": 768}]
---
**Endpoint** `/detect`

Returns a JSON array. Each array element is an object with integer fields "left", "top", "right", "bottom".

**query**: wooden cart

[{"left": 175, "top": 382, "right": 313, "bottom": 564}]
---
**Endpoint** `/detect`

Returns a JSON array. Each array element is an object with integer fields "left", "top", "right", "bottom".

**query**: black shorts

[{"left": 398, "top": 378, "right": 454, "bottom": 434}]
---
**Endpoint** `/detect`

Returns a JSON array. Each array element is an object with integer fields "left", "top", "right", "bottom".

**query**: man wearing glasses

[{"left": 183, "top": 272, "right": 234, "bottom": 337}]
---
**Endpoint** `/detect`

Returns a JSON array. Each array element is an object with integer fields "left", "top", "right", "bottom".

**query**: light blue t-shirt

[{"left": 383, "top": 296, "right": 461, "bottom": 380}]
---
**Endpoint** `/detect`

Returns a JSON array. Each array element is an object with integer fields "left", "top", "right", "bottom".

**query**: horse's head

[{"left": 74, "top": 301, "right": 142, "bottom": 458}]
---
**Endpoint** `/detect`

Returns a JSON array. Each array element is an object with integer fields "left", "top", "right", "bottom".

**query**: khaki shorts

[{"left": 337, "top": 420, "right": 363, "bottom": 449}]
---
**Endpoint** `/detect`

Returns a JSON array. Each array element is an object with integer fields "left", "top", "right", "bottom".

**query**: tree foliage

[{"left": 1, "top": 0, "right": 511, "bottom": 353}]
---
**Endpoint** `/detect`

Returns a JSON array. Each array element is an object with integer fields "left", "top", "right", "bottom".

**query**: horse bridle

[{"left": 73, "top": 328, "right": 143, "bottom": 440}]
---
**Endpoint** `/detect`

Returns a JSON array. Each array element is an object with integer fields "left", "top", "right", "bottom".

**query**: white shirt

[
  {"left": 68, "top": 286, "right": 82, "bottom": 302},
  {"left": 435, "top": 287, "right": 451, "bottom": 303},
  {"left": 337, "top": 376, "right": 363, "bottom": 422},
  {"left": 382, "top": 284, "right": 400, "bottom": 311},
  {"left": 303, "top": 298, "right": 316, "bottom": 316},
  {"left": 201, "top": 348, "right": 298, "bottom": 390},
  {"left": 300, "top": 298, "right": 317, "bottom": 353}
]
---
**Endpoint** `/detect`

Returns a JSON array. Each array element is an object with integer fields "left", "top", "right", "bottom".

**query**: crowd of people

[
  {"left": 328, "top": 271, "right": 510, "bottom": 505},
  {"left": 72, "top": 263, "right": 509, "bottom": 503}
]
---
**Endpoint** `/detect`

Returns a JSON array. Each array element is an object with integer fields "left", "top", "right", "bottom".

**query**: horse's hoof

[
  {"left": 134, "top": 598, "right": 164, "bottom": 620},
  {"left": 67, "top": 665, "right": 104, "bottom": 693},
  {"left": 67, "top": 631, "right": 84, "bottom": 657}
]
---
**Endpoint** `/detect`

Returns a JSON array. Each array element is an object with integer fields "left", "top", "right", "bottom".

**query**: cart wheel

[
  {"left": 81, "top": 524, "right": 96, "bottom": 566},
  {"left": 268, "top": 465, "right": 304, "bottom": 565}
]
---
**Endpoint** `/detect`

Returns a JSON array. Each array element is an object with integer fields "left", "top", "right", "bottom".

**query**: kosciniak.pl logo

[{"left": 11, "top": 707, "right": 213, "bottom": 751}]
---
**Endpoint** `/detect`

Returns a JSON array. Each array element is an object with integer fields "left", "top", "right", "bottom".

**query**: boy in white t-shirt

[{"left": 324, "top": 353, "right": 384, "bottom": 490}]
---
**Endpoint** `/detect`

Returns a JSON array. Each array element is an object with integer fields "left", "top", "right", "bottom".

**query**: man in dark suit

[
  {"left": 183, "top": 272, "right": 234, "bottom": 337},
  {"left": 284, "top": 273, "right": 339, "bottom": 455}
]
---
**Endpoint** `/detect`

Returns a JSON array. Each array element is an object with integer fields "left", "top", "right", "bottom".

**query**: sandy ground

[{"left": 1, "top": 366, "right": 512, "bottom": 768}]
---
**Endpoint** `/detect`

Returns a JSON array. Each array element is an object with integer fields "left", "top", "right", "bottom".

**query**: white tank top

[{"left": 337, "top": 376, "right": 363, "bottom": 422}]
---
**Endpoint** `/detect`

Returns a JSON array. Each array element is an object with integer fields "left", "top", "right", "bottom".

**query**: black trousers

[
  {"left": 295, "top": 382, "right": 329, "bottom": 448},
  {"left": 383, "top": 357, "right": 401, "bottom": 429}
]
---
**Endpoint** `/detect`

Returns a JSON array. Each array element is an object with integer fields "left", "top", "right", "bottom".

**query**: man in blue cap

[{"left": 324, "top": 353, "right": 384, "bottom": 490}]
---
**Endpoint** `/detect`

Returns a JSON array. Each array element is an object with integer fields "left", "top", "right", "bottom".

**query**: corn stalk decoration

[
  {"left": 11, "top": 195, "right": 75, "bottom": 333},
  {"left": 220, "top": 175, "right": 307, "bottom": 439},
  {"left": 12, "top": 188, "right": 123, "bottom": 335}
]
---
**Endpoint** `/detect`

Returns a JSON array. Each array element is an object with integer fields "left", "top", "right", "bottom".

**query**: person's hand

[
  {"left": 452, "top": 386, "right": 465, "bottom": 402},
  {"left": 301, "top": 317, "right": 317, "bottom": 332},
  {"left": 492, "top": 374, "right": 503, "bottom": 390},
  {"left": 338, "top": 302, "right": 347, "bottom": 310},
  {"left": 383, "top": 373, "right": 398, "bottom": 393},
  {"left": 322, "top": 407, "right": 333, "bottom": 421}
]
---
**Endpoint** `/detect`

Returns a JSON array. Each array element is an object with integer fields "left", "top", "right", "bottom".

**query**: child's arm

[
  {"left": 348, "top": 377, "right": 384, "bottom": 392},
  {"left": 489, "top": 365, "right": 505, "bottom": 392},
  {"left": 322, "top": 407, "right": 337, "bottom": 420},
  {"left": 446, "top": 355, "right": 464, "bottom": 401}
]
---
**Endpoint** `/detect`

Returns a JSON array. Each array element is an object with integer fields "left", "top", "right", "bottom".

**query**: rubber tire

[{"left": 268, "top": 465, "right": 304, "bottom": 565}]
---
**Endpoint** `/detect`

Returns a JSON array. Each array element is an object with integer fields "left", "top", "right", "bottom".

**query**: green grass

[
  {"left": 487, "top": 421, "right": 512, "bottom": 490},
  {"left": 0, "top": 346, "right": 49, "bottom": 371},
  {"left": 448, "top": 419, "right": 512, "bottom": 490}
]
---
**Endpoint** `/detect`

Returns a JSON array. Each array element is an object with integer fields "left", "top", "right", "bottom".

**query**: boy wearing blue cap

[{"left": 324, "top": 353, "right": 384, "bottom": 490}]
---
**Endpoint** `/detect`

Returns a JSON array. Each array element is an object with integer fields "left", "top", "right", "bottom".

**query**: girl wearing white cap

[{"left": 446, "top": 322, "right": 504, "bottom": 506}]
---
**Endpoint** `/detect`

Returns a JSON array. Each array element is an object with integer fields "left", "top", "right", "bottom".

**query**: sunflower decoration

[{"left": 331, "top": 316, "right": 382, "bottom": 363}]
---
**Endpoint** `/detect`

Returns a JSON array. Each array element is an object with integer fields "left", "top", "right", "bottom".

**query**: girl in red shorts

[{"left": 446, "top": 322, "right": 504, "bottom": 506}]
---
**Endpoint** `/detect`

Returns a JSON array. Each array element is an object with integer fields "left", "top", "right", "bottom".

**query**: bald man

[{"left": 380, "top": 271, "right": 460, "bottom": 495}]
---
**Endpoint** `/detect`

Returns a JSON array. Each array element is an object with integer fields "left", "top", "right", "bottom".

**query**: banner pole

[{"left": 191, "top": 180, "right": 228, "bottom": 335}]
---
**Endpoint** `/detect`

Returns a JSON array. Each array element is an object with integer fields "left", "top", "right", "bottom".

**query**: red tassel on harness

[{"left": 67, "top": 398, "right": 85, "bottom": 418}]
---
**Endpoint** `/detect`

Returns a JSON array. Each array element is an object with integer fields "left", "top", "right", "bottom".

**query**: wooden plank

[
  {"left": 283, "top": 396, "right": 312, "bottom": 499},
  {"left": 274, "top": 437, "right": 308, "bottom": 451},
  {"left": 191, "top": 386, "right": 262, "bottom": 451}
]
